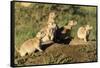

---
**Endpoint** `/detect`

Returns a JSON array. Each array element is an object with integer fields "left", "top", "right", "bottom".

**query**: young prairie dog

[
  {"left": 77, "top": 25, "right": 93, "bottom": 42},
  {"left": 53, "top": 20, "right": 77, "bottom": 44},
  {"left": 16, "top": 32, "right": 45, "bottom": 57},
  {"left": 62, "top": 20, "right": 77, "bottom": 34}
]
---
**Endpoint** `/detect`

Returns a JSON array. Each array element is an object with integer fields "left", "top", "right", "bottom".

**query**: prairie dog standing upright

[
  {"left": 77, "top": 25, "right": 93, "bottom": 42},
  {"left": 39, "top": 12, "right": 57, "bottom": 43}
]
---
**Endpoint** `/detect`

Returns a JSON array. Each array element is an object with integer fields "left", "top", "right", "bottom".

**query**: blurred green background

[{"left": 14, "top": 2, "right": 97, "bottom": 47}]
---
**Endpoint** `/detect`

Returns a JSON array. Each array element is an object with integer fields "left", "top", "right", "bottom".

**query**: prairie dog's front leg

[
  {"left": 50, "top": 33, "right": 54, "bottom": 40},
  {"left": 50, "top": 35, "right": 54, "bottom": 40},
  {"left": 36, "top": 47, "right": 43, "bottom": 52},
  {"left": 49, "top": 29, "right": 54, "bottom": 40},
  {"left": 84, "top": 37, "right": 87, "bottom": 42}
]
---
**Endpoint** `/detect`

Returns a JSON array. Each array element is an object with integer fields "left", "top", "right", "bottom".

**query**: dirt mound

[{"left": 14, "top": 41, "right": 97, "bottom": 66}]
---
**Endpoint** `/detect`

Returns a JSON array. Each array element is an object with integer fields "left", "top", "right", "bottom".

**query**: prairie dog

[
  {"left": 39, "top": 12, "right": 57, "bottom": 43},
  {"left": 77, "top": 25, "right": 93, "bottom": 42},
  {"left": 16, "top": 32, "right": 45, "bottom": 57},
  {"left": 62, "top": 20, "right": 77, "bottom": 34}
]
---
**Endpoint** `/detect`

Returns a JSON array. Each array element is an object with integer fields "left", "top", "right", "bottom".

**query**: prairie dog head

[
  {"left": 36, "top": 31, "right": 46, "bottom": 39},
  {"left": 64, "top": 20, "right": 77, "bottom": 30},
  {"left": 68, "top": 20, "right": 77, "bottom": 27},
  {"left": 48, "top": 12, "right": 56, "bottom": 19},
  {"left": 85, "top": 25, "right": 93, "bottom": 31}
]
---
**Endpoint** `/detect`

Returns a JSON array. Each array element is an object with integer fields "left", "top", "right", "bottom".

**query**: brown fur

[
  {"left": 39, "top": 12, "right": 57, "bottom": 43},
  {"left": 16, "top": 32, "right": 45, "bottom": 57},
  {"left": 77, "top": 25, "right": 93, "bottom": 42}
]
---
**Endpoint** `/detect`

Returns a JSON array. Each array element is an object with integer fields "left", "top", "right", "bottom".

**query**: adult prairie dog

[
  {"left": 77, "top": 25, "right": 93, "bottom": 42},
  {"left": 39, "top": 12, "right": 57, "bottom": 43},
  {"left": 16, "top": 32, "right": 45, "bottom": 57}
]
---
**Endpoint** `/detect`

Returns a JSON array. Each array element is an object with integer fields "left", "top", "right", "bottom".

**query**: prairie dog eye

[{"left": 41, "top": 32, "right": 44, "bottom": 34}]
